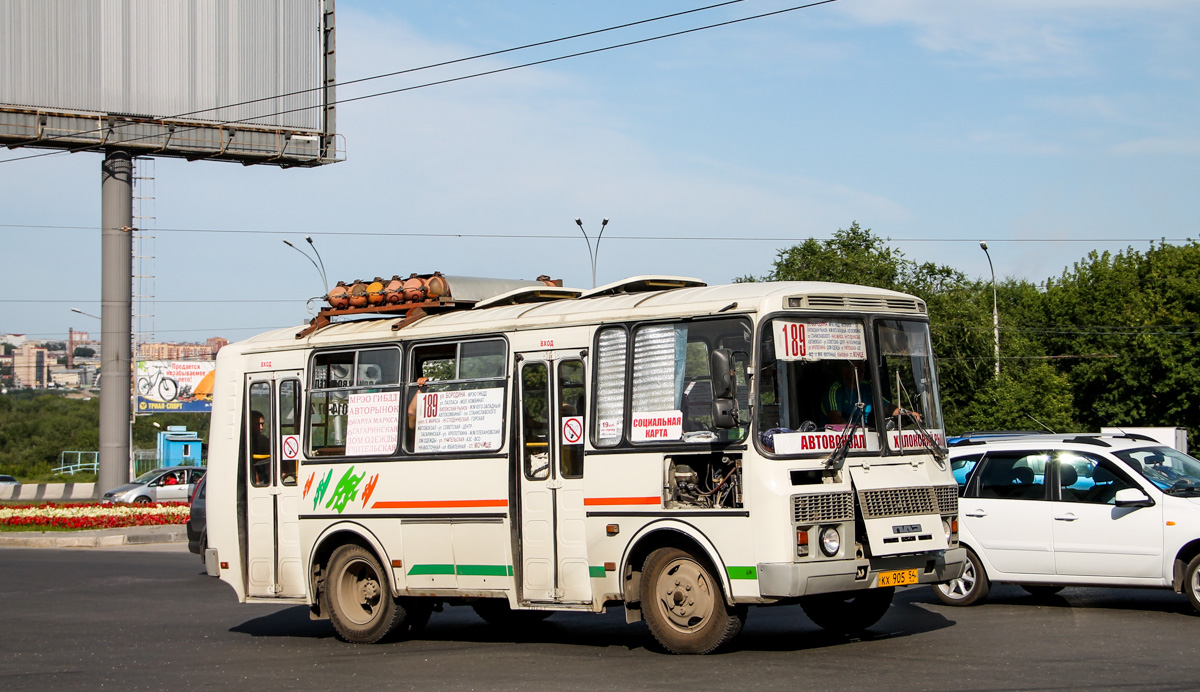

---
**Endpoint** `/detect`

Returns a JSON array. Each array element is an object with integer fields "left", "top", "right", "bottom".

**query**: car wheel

[
  {"left": 933, "top": 547, "right": 990, "bottom": 606},
  {"left": 133, "top": 496, "right": 152, "bottom": 504},
  {"left": 1185, "top": 554, "right": 1200, "bottom": 615},
  {"left": 198, "top": 531, "right": 207, "bottom": 564},
  {"left": 800, "top": 587, "right": 894, "bottom": 634},
  {"left": 1021, "top": 584, "right": 1065, "bottom": 597},
  {"left": 640, "top": 547, "right": 746, "bottom": 654},
  {"left": 322, "top": 544, "right": 414, "bottom": 644}
]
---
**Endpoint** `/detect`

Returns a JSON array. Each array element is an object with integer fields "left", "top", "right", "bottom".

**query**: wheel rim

[
  {"left": 334, "top": 557, "right": 384, "bottom": 626},
  {"left": 938, "top": 556, "right": 977, "bottom": 600},
  {"left": 653, "top": 557, "right": 716, "bottom": 633},
  {"left": 1191, "top": 565, "right": 1200, "bottom": 603}
]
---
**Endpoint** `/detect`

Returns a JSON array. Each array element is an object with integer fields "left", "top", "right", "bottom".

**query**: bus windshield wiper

[
  {"left": 824, "top": 402, "right": 865, "bottom": 471},
  {"left": 894, "top": 378, "right": 946, "bottom": 463}
]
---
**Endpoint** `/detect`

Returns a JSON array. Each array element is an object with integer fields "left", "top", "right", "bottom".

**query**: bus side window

[{"left": 594, "top": 327, "right": 627, "bottom": 448}]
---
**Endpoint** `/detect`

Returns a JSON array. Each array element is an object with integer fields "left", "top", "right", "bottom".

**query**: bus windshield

[{"left": 756, "top": 316, "right": 944, "bottom": 455}]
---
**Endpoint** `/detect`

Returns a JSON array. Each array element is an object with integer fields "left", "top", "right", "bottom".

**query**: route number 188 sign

[{"left": 774, "top": 319, "right": 866, "bottom": 361}]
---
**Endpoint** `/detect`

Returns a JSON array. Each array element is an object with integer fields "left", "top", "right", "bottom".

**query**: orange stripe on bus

[
  {"left": 583, "top": 496, "right": 661, "bottom": 506},
  {"left": 372, "top": 499, "right": 509, "bottom": 509}
]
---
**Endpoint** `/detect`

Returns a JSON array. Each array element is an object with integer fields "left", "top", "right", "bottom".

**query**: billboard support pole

[{"left": 98, "top": 149, "right": 133, "bottom": 497}]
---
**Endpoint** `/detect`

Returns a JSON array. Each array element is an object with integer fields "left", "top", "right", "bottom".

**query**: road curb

[{"left": 0, "top": 525, "right": 187, "bottom": 549}]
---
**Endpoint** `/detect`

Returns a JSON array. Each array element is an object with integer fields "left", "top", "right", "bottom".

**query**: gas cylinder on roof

[
  {"left": 367, "top": 277, "right": 386, "bottom": 305},
  {"left": 327, "top": 281, "right": 350, "bottom": 309},
  {"left": 384, "top": 275, "right": 404, "bottom": 303},
  {"left": 348, "top": 279, "right": 369, "bottom": 307},
  {"left": 426, "top": 272, "right": 449, "bottom": 299},
  {"left": 402, "top": 274, "right": 428, "bottom": 302}
]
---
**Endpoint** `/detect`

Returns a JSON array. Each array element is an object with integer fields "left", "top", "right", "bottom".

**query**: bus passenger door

[
  {"left": 244, "top": 373, "right": 305, "bottom": 598},
  {"left": 515, "top": 353, "right": 592, "bottom": 605}
]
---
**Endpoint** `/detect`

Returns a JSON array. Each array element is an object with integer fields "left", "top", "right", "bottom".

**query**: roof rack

[{"left": 296, "top": 272, "right": 562, "bottom": 338}]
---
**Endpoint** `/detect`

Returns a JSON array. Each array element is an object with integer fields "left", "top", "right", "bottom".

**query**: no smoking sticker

[
  {"left": 281, "top": 434, "right": 301, "bottom": 460},
  {"left": 562, "top": 416, "right": 584, "bottom": 445}
]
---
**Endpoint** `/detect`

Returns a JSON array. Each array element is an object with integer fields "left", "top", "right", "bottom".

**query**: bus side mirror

[
  {"left": 711, "top": 349, "right": 738, "bottom": 429},
  {"left": 711, "top": 349, "right": 735, "bottom": 399}
]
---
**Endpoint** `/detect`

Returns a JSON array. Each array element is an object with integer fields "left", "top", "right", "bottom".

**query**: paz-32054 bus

[{"left": 205, "top": 273, "right": 964, "bottom": 654}]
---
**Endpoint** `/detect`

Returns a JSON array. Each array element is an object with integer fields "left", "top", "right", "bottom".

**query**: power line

[
  {"left": 0, "top": 0, "right": 840, "bottom": 165},
  {"left": 0, "top": 223, "right": 1192, "bottom": 245}
]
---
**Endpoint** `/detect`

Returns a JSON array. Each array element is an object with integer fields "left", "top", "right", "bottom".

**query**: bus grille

[
  {"left": 793, "top": 492, "right": 854, "bottom": 524},
  {"left": 934, "top": 485, "right": 959, "bottom": 514},
  {"left": 858, "top": 487, "right": 939, "bottom": 519}
]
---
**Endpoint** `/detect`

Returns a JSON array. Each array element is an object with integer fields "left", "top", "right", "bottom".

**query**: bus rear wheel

[
  {"left": 640, "top": 547, "right": 745, "bottom": 654},
  {"left": 323, "top": 544, "right": 408, "bottom": 644}
]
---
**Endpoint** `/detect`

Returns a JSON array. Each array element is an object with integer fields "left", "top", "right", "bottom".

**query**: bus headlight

[
  {"left": 819, "top": 526, "right": 841, "bottom": 557},
  {"left": 942, "top": 518, "right": 952, "bottom": 542}
]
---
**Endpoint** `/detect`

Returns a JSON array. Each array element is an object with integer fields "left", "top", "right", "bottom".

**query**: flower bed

[{"left": 0, "top": 502, "right": 190, "bottom": 531}]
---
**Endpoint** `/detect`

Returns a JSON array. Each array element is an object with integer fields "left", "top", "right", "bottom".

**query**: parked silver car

[{"left": 101, "top": 466, "right": 206, "bottom": 504}]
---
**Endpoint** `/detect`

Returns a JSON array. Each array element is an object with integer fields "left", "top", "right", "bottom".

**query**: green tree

[{"left": 1043, "top": 242, "right": 1200, "bottom": 442}]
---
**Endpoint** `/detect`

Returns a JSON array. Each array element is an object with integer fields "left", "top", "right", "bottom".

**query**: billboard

[
  {"left": 136, "top": 360, "right": 215, "bottom": 413},
  {"left": 0, "top": 0, "right": 339, "bottom": 167}
]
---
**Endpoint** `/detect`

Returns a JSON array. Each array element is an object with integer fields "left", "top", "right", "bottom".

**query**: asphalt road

[{"left": 2, "top": 544, "right": 1199, "bottom": 692}]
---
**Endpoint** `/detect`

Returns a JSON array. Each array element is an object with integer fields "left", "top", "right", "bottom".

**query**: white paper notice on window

[
  {"left": 774, "top": 319, "right": 866, "bottom": 361},
  {"left": 414, "top": 387, "right": 505, "bottom": 453},
  {"left": 345, "top": 391, "right": 401, "bottom": 456},
  {"left": 630, "top": 410, "right": 683, "bottom": 442}
]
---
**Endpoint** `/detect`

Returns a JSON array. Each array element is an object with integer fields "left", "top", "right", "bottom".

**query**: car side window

[
  {"left": 1056, "top": 452, "right": 1137, "bottom": 504},
  {"left": 952, "top": 453, "right": 983, "bottom": 490},
  {"left": 970, "top": 451, "right": 1047, "bottom": 500}
]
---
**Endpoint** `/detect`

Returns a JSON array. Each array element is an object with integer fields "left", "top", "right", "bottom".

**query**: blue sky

[{"left": 2, "top": 0, "right": 1197, "bottom": 344}]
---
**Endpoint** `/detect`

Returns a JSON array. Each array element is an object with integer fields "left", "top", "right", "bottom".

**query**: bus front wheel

[
  {"left": 640, "top": 547, "right": 745, "bottom": 654},
  {"left": 323, "top": 544, "right": 408, "bottom": 644},
  {"left": 800, "top": 587, "right": 894, "bottom": 634}
]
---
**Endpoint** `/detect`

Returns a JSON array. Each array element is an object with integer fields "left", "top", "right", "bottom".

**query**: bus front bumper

[{"left": 757, "top": 547, "right": 966, "bottom": 598}]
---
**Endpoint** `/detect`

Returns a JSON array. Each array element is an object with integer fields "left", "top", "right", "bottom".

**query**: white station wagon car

[
  {"left": 934, "top": 433, "right": 1200, "bottom": 613},
  {"left": 101, "top": 466, "right": 206, "bottom": 504}
]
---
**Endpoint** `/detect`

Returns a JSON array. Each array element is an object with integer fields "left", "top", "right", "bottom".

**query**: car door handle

[
  {"left": 964, "top": 510, "right": 988, "bottom": 518},
  {"left": 1054, "top": 513, "right": 1078, "bottom": 521}
]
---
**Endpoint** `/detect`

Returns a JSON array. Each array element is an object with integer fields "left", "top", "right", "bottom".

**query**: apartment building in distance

[{"left": 139, "top": 337, "right": 228, "bottom": 361}]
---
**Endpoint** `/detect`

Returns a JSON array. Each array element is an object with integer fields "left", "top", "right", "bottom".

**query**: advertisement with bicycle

[{"left": 136, "top": 360, "right": 215, "bottom": 413}]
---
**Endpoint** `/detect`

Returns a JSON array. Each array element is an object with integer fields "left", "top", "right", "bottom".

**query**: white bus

[{"left": 205, "top": 274, "right": 964, "bottom": 654}]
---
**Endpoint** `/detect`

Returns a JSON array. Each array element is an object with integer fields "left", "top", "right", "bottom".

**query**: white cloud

[{"left": 836, "top": 0, "right": 1199, "bottom": 74}]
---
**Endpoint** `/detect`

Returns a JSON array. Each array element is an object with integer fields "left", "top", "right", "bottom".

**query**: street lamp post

[
  {"left": 979, "top": 241, "right": 1000, "bottom": 377},
  {"left": 574, "top": 217, "right": 609, "bottom": 288}
]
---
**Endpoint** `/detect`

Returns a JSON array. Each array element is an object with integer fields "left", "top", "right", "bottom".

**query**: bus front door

[
  {"left": 515, "top": 354, "right": 592, "bottom": 605},
  {"left": 244, "top": 373, "right": 306, "bottom": 599}
]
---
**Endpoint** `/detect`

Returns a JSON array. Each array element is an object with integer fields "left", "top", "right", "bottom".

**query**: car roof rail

[
  {"left": 1066, "top": 435, "right": 1111, "bottom": 447},
  {"left": 1111, "top": 432, "right": 1158, "bottom": 443},
  {"left": 948, "top": 439, "right": 989, "bottom": 447}
]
